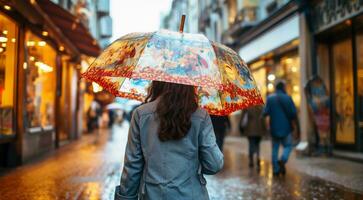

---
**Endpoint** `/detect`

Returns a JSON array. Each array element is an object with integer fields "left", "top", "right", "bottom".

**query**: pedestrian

[
  {"left": 263, "top": 81, "right": 299, "bottom": 176},
  {"left": 210, "top": 115, "right": 230, "bottom": 151},
  {"left": 87, "top": 99, "right": 101, "bottom": 133},
  {"left": 114, "top": 81, "right": 224, "bottom": 200},
  {"left": 241, "top": 106, "right": 266, "bottom": 170}
]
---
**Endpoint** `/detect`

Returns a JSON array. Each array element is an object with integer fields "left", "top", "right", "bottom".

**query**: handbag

[{"left": 276, "top": 94, "right": 300, "bottom": 143}]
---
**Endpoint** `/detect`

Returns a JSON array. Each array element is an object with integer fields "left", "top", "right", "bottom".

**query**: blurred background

[{"left": 0, "top": 0, "right": 363, "bottom": 199}]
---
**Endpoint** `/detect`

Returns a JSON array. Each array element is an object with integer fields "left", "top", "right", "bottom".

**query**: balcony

[
  {"left": 97, "top": 0, "right": 110, "bottom": 14},
  {"left": 228, "top": 7, "right": 258, "bottom": 38},
  {"left": 99, "top": 16, "right": 112, "bottom": 38}
]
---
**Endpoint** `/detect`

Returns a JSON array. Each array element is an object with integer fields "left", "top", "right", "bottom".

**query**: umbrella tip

[{"left": 179, "top": 14, "right": 186, "bottom": 33}]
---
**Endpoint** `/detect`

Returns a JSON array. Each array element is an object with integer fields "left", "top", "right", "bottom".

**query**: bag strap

[{"left": 276, "top": 94, "right": 292, "bottom": 121}]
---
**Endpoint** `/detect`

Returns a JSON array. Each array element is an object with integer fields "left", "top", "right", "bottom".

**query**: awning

[{"left": 35, "top": 0, "right": 101, "bottom": 57}]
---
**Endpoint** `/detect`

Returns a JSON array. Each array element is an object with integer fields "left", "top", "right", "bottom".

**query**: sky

[{"left": 110, "top": 0, "right": 172, "bottom": 41}]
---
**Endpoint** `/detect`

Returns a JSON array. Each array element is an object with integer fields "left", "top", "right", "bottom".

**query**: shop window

[
  {"left": 264, "top": 55, "right": 301, "bottom": 107},
  {"left": 280, "top": 56, "right": 301, "bottom": 107},
  {"left": 250, "top": 60, "right": 267, "bottom": 101},
  {"left": 333, "top": 38, "right": 355, "bottom": 144},
  {"left": 356, "top": 29, "right": 363, "bottom": 137},
  {"left": 0, "top": 13, "right": 18, "bottom": 138},
  {"left": 25, "top": 31, "right": 57, "bottom": 129}
]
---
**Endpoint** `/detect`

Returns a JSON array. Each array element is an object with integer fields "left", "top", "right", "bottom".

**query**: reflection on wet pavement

[
  {"left": 207, "top": 147, "right": 363, "bottom": 200},
  {"left": 0, "top": 123, "right": 362, "bottom": 200}
]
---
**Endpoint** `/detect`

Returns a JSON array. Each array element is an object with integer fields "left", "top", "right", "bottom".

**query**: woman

[
  {"left": 241, "top": 106, "right": 266, "bottom": 169},
  {"left": 115, "top": 81, "right": 224, "bottom": 200}
]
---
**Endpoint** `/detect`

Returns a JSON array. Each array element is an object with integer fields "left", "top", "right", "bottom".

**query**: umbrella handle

[{"left": 179, "top": 14, "right": 186, "bottom": 33}]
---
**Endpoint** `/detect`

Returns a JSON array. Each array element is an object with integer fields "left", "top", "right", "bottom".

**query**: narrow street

[{"left": 0, "top": 122, "right": 362, "bottom": 200}]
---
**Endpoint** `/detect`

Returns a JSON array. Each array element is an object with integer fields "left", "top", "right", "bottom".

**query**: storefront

[
  {"left": 0, "top": 9, "right": 19, "bottom": 166},
  {"left": 248, "top": 42, "right": 301, "bottom": 107},
  {"left": 312, "top": 0, "right": 363, "bottom": 152},
  {"left": 236, "top": 10, "right": 308, "bottom": 134},
  {"left": 0, "top": 0, "right": 101, "bottom": 167}
]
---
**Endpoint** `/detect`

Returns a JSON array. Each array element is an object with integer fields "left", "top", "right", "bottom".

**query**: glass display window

[
  {"left": 25, "top": 31, "right": 57, "bottom": 129},
  {"left": 0, "top": 13, "right": 18, "bottom": 137},
  {"left": 333, "top": 38, "right": 355, "bottom": 144},
  {"left": 264, "top": 54, "right": 301, "bottom": 107},
  {"left": 356, "top": 17, "right": 363, "bottom": 147},
  {"left": 250, "top": 60, "right": 267, "bottom": 101}
]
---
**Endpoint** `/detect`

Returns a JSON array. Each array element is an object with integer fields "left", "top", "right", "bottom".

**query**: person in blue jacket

[
  {"left": 114, "top": 81, "right": 224, "bottom": 200},
  {"left": 263, "top": 81, "right": 298, "bottom": 176}
]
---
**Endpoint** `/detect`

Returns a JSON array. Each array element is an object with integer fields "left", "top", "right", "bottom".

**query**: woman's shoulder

[
  {"left": 192, "top": 108, "right": 208, "bottom": 120},
  {"left": 135, "top": 102, "right": 208, "bottom": 120},
  {"left": 134, "top": 101, "right": 157, "bottom": 117}
]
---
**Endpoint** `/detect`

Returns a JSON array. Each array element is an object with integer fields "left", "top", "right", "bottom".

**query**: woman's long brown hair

[{"left": 145, "top": 81, "right": 198, "bottom": 141}]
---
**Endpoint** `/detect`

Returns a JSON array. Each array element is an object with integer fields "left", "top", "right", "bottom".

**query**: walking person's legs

[
  {"left": 271, "top": 137, "right": 280, "bottom": 175},
  {"left": 247, "top": 136, "right": 254, "bottom": 167},
  {"left": 279, "top": 134, "right": 293, "bottom": 175},
  {"left": 215, "top": 130, "right": 225, "bottom": 152},
  {"left": 255, "top": 136, "right": 262, "bottom": 168}
]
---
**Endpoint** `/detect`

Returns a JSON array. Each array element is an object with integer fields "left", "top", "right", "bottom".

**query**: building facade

[
  {"left": 161, "top": 0, "right": 199, "bottom": 33},
  {"left": 309, "top": 0, "right": 363, "bottom": 153},
  {"left": 216, "top": 0, "right": 363, "bottom": 156},
  {"left": 0, "top": 0, "right": 112, "bottom": 168}
]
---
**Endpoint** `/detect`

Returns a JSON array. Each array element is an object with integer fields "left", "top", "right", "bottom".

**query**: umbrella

[
  {"left": 82, "top": 15, "right": 263, "bottom": 115},
  {"left": 106, "top": 102, "right": 124, "bottom": 110}
]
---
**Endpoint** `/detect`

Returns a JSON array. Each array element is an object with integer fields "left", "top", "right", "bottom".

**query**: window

[
  {"left": 0, "top": 13, "right": 18, "bottom": 138},
  {"left": 250, "top": 53, "right": 301, "bottom": 107},
  {"left": 333, "top": 38, "right": 355, "bottom": 144},
  {"left": 25, "top": 31, "right": 57, "bottom": 129},
  {"left": 356, "top": 24, "right": 363, "bottom": 142},
  {"left": 265, "top": 54, "right": 301, "bottom": 107}
]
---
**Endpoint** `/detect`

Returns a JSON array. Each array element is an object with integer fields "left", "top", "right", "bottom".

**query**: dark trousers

[
  {"left": 215, "top": 130, "right": 225, "bottom": 151},
  {"left": 247, "top": 136, "right": 262, "bottom": 160}
]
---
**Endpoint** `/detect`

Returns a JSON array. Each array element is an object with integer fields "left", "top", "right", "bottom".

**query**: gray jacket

[{"left": 115, "top": 100, "right": 224, "bottom": 200}]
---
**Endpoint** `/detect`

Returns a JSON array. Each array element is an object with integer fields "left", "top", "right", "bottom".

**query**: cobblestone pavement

[{"left": 0, "top": 122, "right": 362, "bottom": 200}]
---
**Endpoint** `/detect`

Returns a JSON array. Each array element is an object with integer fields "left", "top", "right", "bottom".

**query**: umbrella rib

[
  {"left": 209, "top": 41, "right": 224, "bottom": 111},
  {"left": 132, "top": 31, "right": 157, "bottom": 80}
]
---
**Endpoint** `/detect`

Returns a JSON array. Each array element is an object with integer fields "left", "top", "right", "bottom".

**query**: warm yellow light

[
  {"left": 11, "top": 38, "right": 16, "bottom": 43},
  {"left": 35, "top": 61, "right": 53, "bottom": 72},
  {"left": 267, "top": 74, "right": 276, "bottom": 81},
  {"left": 0, "top": 47, "right": 3, "bottom": 53},
  {"left": 92, "top": 82, "right": 103, "bottom": 93},
  {"left": 29, "top": 56, "right": 35, "bottom": 61},
  {"left": 4, "top": 5, "right": 11, "bottom": 10},
  {"left": 59, "top": 45, "right": 65, "bottom": 51},
  {"left": 42, "top": 31, "right": 49, "bottom": 36},
  {"left": 38, "top": 41, "right": 46, "bottom": 46},
  {"left": 293, "top": 85, "right": 299, "bottom": 92},
  {"left": 285, "top": 58, "right": 293, "bottom": 64},
  {"left": 0, "top": 36, "right": 8, "bottom": 43},
  {"left": 250, "top": 60, "right": 265, "bottom": 70},
  {"left": 71, "top": 22, "right": 77, "bottom": 30},
  {"left": 27, "top": 41, "right": 36, "bottom": 46},
  {"left": 291, "top": 66, "right": 298, "bottom": 72},
  {"left": 81, "top": 60, "right": 90, "bottom": 73},
  {"left": 2, "top": 30, "right": 8, "bottom": 35},
  {"left": 291, "top": 39, "right": 299, "bottom": 46},
  {"left": 1, "top": 43, "right": 6, "bottom": 47},
  {"left": 267, "top": 83, "right": 274, "bottom": 92},
  {"left": 23, "top": 62, "right": 28, "bottom": 69}
]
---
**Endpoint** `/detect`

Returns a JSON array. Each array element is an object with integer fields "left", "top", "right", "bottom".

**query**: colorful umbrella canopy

[{"left": 82, "top": 29, "right": 263, "bottom": 115}]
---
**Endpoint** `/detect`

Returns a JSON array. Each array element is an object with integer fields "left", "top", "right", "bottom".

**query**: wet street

[{"left": 0, "top": 122, "right": 362, "bottom": 200}]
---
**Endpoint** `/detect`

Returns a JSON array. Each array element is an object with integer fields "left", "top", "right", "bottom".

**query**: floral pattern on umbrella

[{"left": 82, "top": 30, "right": 263, "bottom": 115}]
